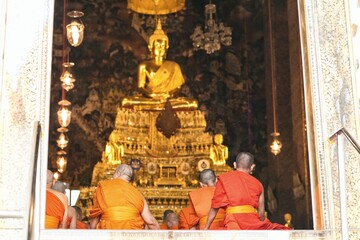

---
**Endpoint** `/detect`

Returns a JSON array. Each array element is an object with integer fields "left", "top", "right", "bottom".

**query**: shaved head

[
  {"left": 235, "top": 152, "right": 254, "bottom": 170},
  {"left": 163, "top": 209, "right": 174, "bottom": 221},
  {"left": 47, "top": 169, "right": 54, "bottom": 187},
  {"left": 164, "top": 212, "right": 179, "bottom": 228},
  {"left": 114, "top": 164, "right": 133, "bottom": 182},
  {"left": 199, "top": 169, "right": 216, "bottom": 186},
  {"left": 52, "top": 180, "right": 66, "bottom": 193}
]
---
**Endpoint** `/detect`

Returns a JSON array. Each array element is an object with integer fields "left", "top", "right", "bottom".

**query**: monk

[
  {"left": 72, "top": 205, "right": 89, "bottom": 229},
  {"left": 204, "top": 152, "right": 290, "bottom": 230},
  {"left": 160, "top": 210, "right": 179, "bottom": 230},
  {"left": 178, "top": 207, "right": 192, "bottom": 230},
  {"left": 51, "top": 180, "right": 77, "bottom": 229},
  {"left": 45, "top": 170, "right": 69, "bottom": 229},
  {"left": 187, "top": 169, "right": 225, "bottom": 230},
  {"left": 160, "top": 210, "right": 176, "bottom": 229},
  {"left": 90, "top": 164, "right": 159, "bottom": 230}
]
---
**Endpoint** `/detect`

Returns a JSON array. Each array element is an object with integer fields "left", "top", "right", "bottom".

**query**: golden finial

[{"left": 148, "top": 19, "right": 169, "bottom": 50}]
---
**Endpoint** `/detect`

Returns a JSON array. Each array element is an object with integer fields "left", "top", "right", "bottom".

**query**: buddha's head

[{"left": 148, "top": 19, "right": 169, "bottom": 58}]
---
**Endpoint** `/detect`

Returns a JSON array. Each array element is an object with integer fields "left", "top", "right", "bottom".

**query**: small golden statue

[
  {"left": 284, "top": 213, "right": 294, "bottom": 229},
  {"left": 209, "top": 134, "right": 228, "bottom": 166},
  {"left": 122, "top": 19, "right": 197, "bottom": 110},
  {"left": 104, "top": 131, "right": 124, "bottom": 165}
]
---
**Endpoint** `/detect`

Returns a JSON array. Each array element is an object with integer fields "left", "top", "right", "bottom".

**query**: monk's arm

[
  {"left": 89, "top": 189, "right": 102, "bottom": 229},
  {"left": 204, "top": 207, "right": 219, "bottom": 230},
  {"left": 258, "top": 186, "right": 266, "bottom": 221},
  {"left": 59, "top": 195, "right": 69, "bottom": 229},
  {"left": 90, "top": 216, "right": 100, "bottom": 229},
  {"left": 68, "top": 206, "right": 77, "bottom": 229},
  {"left": 141, "top": 199, "right": 160, "bottom": 230}
]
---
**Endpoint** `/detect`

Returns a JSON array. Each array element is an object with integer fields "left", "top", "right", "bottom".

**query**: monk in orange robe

[
  {"left": 160, "top": 210, "right": 179, "bottom": 230},
  {"left": 160, "top": 211, "right": 179, "bottom": 230},
  {"left": 187, "top": 169, "right": 225, "bottom": 230},
  {"left": 90, "top": 164, "right": 159, "bottom": 230},
  {"left": 178, "top": 207, "right": 192, "bottom": 230},
  {"left": 204, "top": 152, "right": 290, "bottom": 230},
  {"left": 45, "top": 170, "right": 68, "bottom": 229},
  {"left": 73, "top": 205, "right": 89, "bottom": 229},
  {"left": 67, "top": 205, "right": 89, "bottom": 229}
]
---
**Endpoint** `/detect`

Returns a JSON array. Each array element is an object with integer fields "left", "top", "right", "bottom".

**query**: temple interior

[
  {"left": 48, "top": 0, "right": 310, "bottom": 228},
  {"left": 3, "top": 0, "right": 360, "bottom": 238}
]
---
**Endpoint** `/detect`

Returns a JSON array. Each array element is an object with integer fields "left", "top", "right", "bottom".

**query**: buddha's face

[{"left": 152, "top": 39, "right": 167, "bottom": 57}]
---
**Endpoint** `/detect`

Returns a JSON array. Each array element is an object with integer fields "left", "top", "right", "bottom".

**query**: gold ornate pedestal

[{"left": 84, "top": 106, "right": 227, "bottom": 220}]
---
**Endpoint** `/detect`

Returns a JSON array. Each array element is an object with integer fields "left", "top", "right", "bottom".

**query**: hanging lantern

[
  {"left": 53, "top": 171, "right": 60, "bottom": 181},
  {"left": 56, "top": 155, "right": 68, "bottom": 173},
  {"left": 57, "top": 132, "right": 69, "bottom": 149},
  {"left": 267, "top": 0, "right": 282, "bottom": 155},
  {"left": 270, "top": 132, "right": 282, "bottom": 155},
  {"left": 66, "top": 11, "right": 85, "bottom": 47},
  {"left": 60, "top": 62, "right": 75, "bottom": 91},
  {"left": 57, "top": 100, "right": 72, "bottom": 128}
]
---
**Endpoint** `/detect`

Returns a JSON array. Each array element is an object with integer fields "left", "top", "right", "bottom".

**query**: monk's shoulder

[
  {"left": 218, "top": 170, "right": 236, "bottom": 181},
  {"left": 47, "top": 189, "right": 68, "bottom": 206}
]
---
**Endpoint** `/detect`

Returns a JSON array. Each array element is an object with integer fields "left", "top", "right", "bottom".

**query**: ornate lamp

[
  {"left": 57, "top": 99, "right": 71, "bottom": 128},
  {"left": 60, "top": 62, "right": 75, "bottom": 91},
  {"left": 270, "top": 132, "right": 282, "bottom": 155},
  {"left": 268, "top": 0, "right": 282, "bottom": 155},
  {"left": 53, "top": 171, "right": 60, "bottom": 181},
  {"left": 56, "top": 128, "right": 69, "bottom": 149},
  {"left": 56, "top": 154, "right": 68, "bottom": 173},
  {"left": 66, "top": 11, "right": 85, "bottom": 47},
  {"left": 190, "top": 0, "right": 232, "bottom": 54}
]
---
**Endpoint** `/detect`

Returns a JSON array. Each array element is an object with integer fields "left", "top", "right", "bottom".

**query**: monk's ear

[
  {"left": 250, "top": 164, "right": 256, "bottom": 174},
  {"left": 233, "top": 161, "right": 237, "bottom": 169}
]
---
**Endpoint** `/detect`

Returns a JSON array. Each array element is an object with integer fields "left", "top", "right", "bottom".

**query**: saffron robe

[
  {"left": 90, "top": 179, "right": 145, "bottom": 229},
  {"left": 188, "top": 187, "right": 225, "bottom": 230},
  {"left": 139, "top": 60, "right": 185, "bottom": 97},
  {"left": 212, "top": 171, "right": 290, "bottom": 230},
  {"left": 45, "top": 191, "right": 65, "bottom": 229},
  {"left": 160, "top": 223, "right": 168, "bottom": 229},
  {"left": 160, "top": 223, "right": 178, "bottom": 230},
  {"left": 178, "top": 207, "right": 192, "bottom": 230},
  {"left": 76, "top": 220, "right": 89, "bottom": 229}
]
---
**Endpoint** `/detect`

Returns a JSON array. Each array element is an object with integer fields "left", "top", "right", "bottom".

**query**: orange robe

[
  {"left": 188, "top": 187, "right": 225, "bottom": 230},
  {"left": 90, "top": 179, "right": 145, "bottom": 229},
  {"left": 76, "top": 220, "right": 89, "bottom": 229},
  {"left": 160, "top": 223, "right": 178, "bottom": 230},
  {"left": 45, "top": 191, "right": 65, "bottom": 229},
  {"left": 67, "top": 216, "right": 89, "bottom": 229},
  {"left": 160, "top": 223, "right": 168, "bottom": 229},
  {"left": 212, "top": 171, "right": 290, "bottom": 230},
  {"left": 178, "top": 207, "right": 192, "bottom": 230}
]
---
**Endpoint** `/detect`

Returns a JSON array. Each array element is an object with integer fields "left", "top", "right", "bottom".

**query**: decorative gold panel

[{"left": 299, "top": 0, "right": 360, "bottom": 238}]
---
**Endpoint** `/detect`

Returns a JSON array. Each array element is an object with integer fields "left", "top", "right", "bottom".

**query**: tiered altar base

[{"left": 81, "top": 106, "right": 231, "bottom": 220}]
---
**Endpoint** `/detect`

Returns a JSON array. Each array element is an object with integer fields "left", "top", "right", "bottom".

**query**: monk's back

[
  {"left": 99, "top": 179, "right": 143, "bottom": 208},
  {"left": 93, "top": 179, "right": 145, "bottom": 229}
]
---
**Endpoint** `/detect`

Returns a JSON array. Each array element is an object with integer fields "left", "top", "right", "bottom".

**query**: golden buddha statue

[
  {"left": 209, "top": 134, "right": 229, "bottom": 166},
  {"left": 284, "top": 213, "right": 294, "bottom": 229},
  {"left": 104, "top": 131, "right": 124, "bottom": 165},
  {"left": 122, "top": 19, "right": 198, "bottom": 110}
]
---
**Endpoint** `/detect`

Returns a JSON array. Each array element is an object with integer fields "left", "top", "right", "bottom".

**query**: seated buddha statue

[
  {"left": 209, "top": 134, "right": 229, "bottom": 166},
  {"left": 122, "top": 19, "right": 198, "bottom": 110}
]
